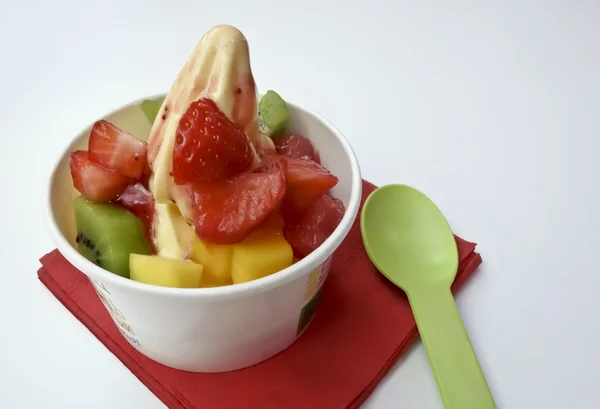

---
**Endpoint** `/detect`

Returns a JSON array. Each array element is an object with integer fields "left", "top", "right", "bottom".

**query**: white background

[{"left": 1, "top": 0, "right": 599, "bottom": 408}]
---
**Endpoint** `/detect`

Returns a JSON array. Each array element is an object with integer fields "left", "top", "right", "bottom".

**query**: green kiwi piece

[
  {"left": 73, "top": 196, "right": 152, "bottom": 278},
  {"left": 258, "top": 90, "right": 289, "bottom": 139},
  {"left": 141, "top": 97, "right": 165, "bottom": 124}
]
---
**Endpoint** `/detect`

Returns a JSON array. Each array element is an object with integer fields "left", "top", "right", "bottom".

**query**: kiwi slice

[
  {"left": 73, "top": 196, "right": 152, "bottom": 278},
  {"left": 141, "top": 97, "right": 165, "bottom": 124},
  {"left": 258, "top": 90, "right": 289, "bottom": 139}
]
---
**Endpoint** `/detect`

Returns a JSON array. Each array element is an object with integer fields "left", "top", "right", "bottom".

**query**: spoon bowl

[{"left": 360, "top": 184, "right": 458, "bottom": 289}]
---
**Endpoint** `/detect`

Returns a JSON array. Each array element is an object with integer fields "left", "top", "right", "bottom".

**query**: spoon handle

[{"left": 408, "top": 286, "right": 496, "bottom": 409}]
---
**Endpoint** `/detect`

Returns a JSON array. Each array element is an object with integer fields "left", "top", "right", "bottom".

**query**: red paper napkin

[{"left": 38, "top": 180, "right": 482, "bottom": 409}]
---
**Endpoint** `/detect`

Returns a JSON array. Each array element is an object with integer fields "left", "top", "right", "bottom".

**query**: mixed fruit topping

[{"left": 68, "top": 25, "right": 345, "bottom": 288}]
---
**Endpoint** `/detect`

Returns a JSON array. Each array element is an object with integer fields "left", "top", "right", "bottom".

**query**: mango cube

[
  {"left": 130, "top": 254, "right": 203, "bottom": 288},
  {"left": 189, "top": 236, "right": 234, "bottom": 286},
  {"left": 188, "top": 210, "right": 293, "bottom": 286},
  {"left": 231, "top": 229, "right": 293, "bottom": 284}
]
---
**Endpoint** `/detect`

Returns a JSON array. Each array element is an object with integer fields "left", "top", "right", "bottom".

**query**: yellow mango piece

[
  {"left": 130, "top": 254, "right": 203, "bottom": 288},
  {"left": 231, "top": 229, "right": 293, "bottom": 284},
  {"left": 189, "top": 236, "right": 233, "bottom": 286}
]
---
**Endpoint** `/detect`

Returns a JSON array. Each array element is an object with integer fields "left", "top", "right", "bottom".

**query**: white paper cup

[{"left": 45, "top": 94, "right": 362, "bottom": 372}]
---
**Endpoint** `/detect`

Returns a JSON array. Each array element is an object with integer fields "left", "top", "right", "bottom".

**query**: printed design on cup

[
  {"left": 297, "top": 287, "right": 322, "bottom": 336},
  {"left": 304, "top": 258, "right": 329, "bottom": 301},
  {"left": 91, "top": 279, "right": 141, "bottom": 347},
  {"left": 297, "top": 256, "right": 332, "bottom": 335},
  {"left": 304, "top": 267, "right": 320, "bottom": 301}
]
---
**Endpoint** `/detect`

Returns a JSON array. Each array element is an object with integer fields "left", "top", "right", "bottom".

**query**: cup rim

[{"left": 45, "top": 93, "right": 362, "bottom": 300}]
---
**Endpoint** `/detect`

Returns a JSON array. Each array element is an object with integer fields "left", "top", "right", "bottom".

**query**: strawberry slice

[
  {"left": 69, "top": 150, "right": 131, "bottom": 202},
  {"left": 281, "top": 157, "right": 338, "bottom": 219},
  {"left": 138, "top": 164, "right": 152, "bottom": 190},
  {"left": 259, "top": 155, "right": 338, "bottom": 220},
  {"left": 172, "top": 98, "right": 254, "bottom": 184},
  {"left": 115, "top": 183, "right": 156, "bottom": 252},
  {"left": 88, "top": 120, "right": 148, "bottom": 180},
  {"left": 284, "top": 194, "right": 345, "bottom": 259},
  {"left": 190, "top": 158, "right": 286, "bottom": 244},
  {"left": 275, "top": 132, "right": 320, "bottom": 163}
]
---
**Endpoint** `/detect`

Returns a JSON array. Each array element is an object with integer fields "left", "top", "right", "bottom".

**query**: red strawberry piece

[
  {"left": 115, "top": 183, "right": 156, "bottom": 252},
  {"left": 281, "top": 156, "right": 338, "bottom": 219},
  {"left": 284, "top": 194, "right": 345, "bottom": 259},
  {"left": 190, "top": 158, "right": 287, "bottom": 244},
  {"left": 257, "top": 207, "right": 285, "bottom": 231},
  {"left": 69, "top": 150, "right": 131, "bottom": 202},
  {"left": 275, "top": 132, "right": 320, "bottom": 163},
  {"left": 138, "top": 164, "right": 152, "bottom": 190},
  {"left": 88, "top": 120, "right": 148, "bottom": 180},
  {"left": 172, "top": 98, "right": 254, "bottom": 185}
]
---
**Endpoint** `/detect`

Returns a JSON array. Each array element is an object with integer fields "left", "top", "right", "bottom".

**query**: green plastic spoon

[{"left": 360, "top": 184, "right": 496, "bottom": 409}]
